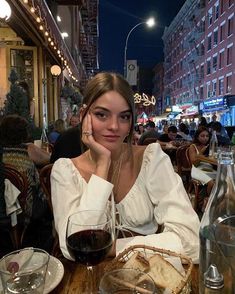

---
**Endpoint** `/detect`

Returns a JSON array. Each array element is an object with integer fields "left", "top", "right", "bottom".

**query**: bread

[
  {"left": 148, "top": 254, "right": 184, "bottom": 292},
  {"left": 122, "top": 252, "right": 149, "bottom": 272},
  {"left": 122, "top": 252, "right": 184, "bottom": 293}
]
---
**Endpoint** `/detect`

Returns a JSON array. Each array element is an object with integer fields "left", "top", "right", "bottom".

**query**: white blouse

[{"left": 51, "top": 143, "right": 200, "bottom": 262}]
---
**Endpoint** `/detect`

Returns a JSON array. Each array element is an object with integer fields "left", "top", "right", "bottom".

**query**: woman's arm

[{"left": 51, "top": 158, "right": 113, "bottom": 260}]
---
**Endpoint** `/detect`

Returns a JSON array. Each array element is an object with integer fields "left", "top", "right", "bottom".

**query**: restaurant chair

[
  {"left": 3, "top": 164, "right": 28, "bottom": 250},
  {"left": 142, "top": 137, "right": 158, "bottom": 145},
  {"left": 39, "top": 163, "right": 62, "bottom": 258},
  {"left": 176, "top": 145, "right": 192, "bottom": 190}
]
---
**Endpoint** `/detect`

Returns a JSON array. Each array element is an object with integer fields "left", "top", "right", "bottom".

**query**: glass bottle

[
  {"left": 209, "top": 130, "right": 218, "bottom": 158},
  {"left": 41, "top": 127, "right": 49, "bottom": 152},
  {"left": 199, "top": 151, "right": 235, "bottom": 293}
]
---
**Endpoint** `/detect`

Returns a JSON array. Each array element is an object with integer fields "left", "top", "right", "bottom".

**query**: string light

[{"left": 19, "top": 0, "right": 78, "bottom": 81}]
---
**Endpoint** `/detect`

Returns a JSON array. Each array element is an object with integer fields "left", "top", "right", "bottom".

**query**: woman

[
  {"left": 0, "top": 115, "right": 53, "bottom": 252},
  {"left": 188, "top": 126, "right": 215, "bottom": 208},
  {"left": 51, "top": 72, "right": 200, "bottom": 262}
]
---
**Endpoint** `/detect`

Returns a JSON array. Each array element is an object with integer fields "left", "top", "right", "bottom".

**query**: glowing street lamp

[
  {"left": 124, "top": 17, "right": 155, "bottom": 77},
  {"left": 0, "top": 0, "right": 12, "bottom": 21}
]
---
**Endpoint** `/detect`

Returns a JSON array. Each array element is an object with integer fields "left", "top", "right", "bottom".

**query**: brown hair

[{"left": 81, "top": 72, "right": 135, "bottom": 147}]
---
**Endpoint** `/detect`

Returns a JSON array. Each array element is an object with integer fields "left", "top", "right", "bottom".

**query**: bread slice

[
  {"left": 122, "top": 252, "right": 149, "bottom": 272},
  {"left": 147, "top": 254, "right": 184, "bottom": 292}
]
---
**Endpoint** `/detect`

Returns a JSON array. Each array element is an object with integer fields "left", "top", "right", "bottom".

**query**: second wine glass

[{"left": 66, "top": 209, "right": 114, "bottom": 293}]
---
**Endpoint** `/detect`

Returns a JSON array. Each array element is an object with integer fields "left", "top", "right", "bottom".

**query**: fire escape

[
  {"left": 80, "top": 0, "right": 98, "bottom": 88},
  {"left": 182, "top": 0, "right": 205, "bottom": 103}
]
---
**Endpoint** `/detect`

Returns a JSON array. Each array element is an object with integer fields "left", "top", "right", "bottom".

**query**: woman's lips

[{"left": 103, "top": 135, "right": 120, "bottom": 142}]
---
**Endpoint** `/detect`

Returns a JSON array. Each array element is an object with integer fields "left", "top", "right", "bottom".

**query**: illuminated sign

[
  {"left": 203, "top": 97, "right": 226, "bottom": 109},
  {"left": 134, "top": 93, "right": 156, "bottom": 106}
]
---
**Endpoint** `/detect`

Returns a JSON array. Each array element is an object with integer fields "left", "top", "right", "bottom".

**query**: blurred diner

[{"left": 0, "top": 115, "right": 54, "bottom": 253}]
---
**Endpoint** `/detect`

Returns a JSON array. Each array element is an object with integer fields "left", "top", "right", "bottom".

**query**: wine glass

[
  {"left": 66, "top": 209, "right": 114, "bottom": 293},
  {"left": 213, "top": 215, "right": 235, "bottom": 292}
]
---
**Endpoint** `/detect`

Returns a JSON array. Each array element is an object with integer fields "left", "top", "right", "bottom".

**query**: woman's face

[
  {"left": 198, "top": 130, "right": 210, "bottom": 145},
  {"left": 89, "top": 90, "right": 132, "bottom": 151}
]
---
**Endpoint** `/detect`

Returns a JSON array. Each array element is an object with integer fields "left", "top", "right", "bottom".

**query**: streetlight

[
  {"left": 124, "top": 17, "right": 155, "bottom": 78},
  {"left": 0, "top": 0, "right": 11, "bottom": 21}
]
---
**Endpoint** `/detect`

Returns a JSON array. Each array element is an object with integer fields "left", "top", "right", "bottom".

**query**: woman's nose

[{"left": 109, "top": 116, "right": 119, "bottom": 130}]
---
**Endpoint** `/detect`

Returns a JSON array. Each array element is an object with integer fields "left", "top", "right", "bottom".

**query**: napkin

[
  {"left": 4, "top": 179, "right": 22, "bottom": 226},
  {"left": 6, "top": 248, "right": 34, "bottom": 273}
]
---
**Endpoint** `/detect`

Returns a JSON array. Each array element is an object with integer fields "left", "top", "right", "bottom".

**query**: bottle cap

[{"left": 204, "top": 264, "right": 224, "bottom": 289}]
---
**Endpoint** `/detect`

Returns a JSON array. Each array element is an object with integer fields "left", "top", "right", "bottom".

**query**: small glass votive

[
  {"left": 0, "top": 247, "right": 49, "bottom": 294},
  {"left": 99, "top": 268, "right": 156, "bottom": 293}
]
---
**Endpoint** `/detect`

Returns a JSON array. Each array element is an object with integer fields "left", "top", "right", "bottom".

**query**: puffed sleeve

[
  {"left": 51, "top": 158, "right": 113, "bottom": 260},
  {"left": 123, "top": 144, "right": 200, "bottom": 263}
]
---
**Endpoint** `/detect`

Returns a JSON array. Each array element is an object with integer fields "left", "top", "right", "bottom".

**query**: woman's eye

[
  {"left": 95, "top": 112, "right": 107, "bottom": 119},
  {"left": 120, "top": 114, "right": 131, "bottom": 121}
]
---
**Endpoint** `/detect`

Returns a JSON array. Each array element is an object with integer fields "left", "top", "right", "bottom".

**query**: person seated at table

[
  {"left": 177, "top": 123, "right": 192, "bottom": 141},
  {"left": 137, "top": 121, "right": 160, "bottom": 145},
  {"left": 50, "top": 125, "right": 82, "bottom": 163},
  {"left": 48, "top": 118, "right": 66, "bottom": 144},
  {"left": 210, "top": 121, "right": 231, "bottom": 147},
  {"left": 157, "top": 125, "right": 183, "bottom": 147},
  {"left": 0, "top": 115, "right": 54, "bottom": 252},
  {"left": 51, "top": 72, "right": 200, "bottom": 263},
  {"left": 188, "top": 126, "right": 215, "bottom": 212}
]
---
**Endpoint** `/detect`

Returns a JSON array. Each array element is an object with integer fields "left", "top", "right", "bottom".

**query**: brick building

[{"left": 162, "top": 0, "right": 235, "bottom": 125}]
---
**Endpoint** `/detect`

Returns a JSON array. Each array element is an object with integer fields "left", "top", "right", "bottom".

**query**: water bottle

[
  {"left": 209, "top": 130, "right": 218, "bottom": 158},
  {"left": 199, "top": 151, "right": 235, "bottom": 293}
]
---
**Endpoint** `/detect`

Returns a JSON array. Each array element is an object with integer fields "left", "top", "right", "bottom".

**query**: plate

[
  {"left": 44, "top": 256, "right": 64, "bottom": 293},
  {"left": 0, "top": 255, "right": 64, "bottom": 294}
]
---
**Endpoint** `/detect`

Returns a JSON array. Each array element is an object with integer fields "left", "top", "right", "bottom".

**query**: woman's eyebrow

[{"left": 92, "top": 106, "right": 131, "bottom": 113}]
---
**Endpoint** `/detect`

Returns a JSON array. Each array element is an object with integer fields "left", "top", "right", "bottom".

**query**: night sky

[{"left": 99, "top": 0, "right": 186, "bottom": 75}]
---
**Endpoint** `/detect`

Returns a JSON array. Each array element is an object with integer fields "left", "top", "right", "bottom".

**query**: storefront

[
  {"left": 0, "top": 0, "right": 80, "bottom": 127},
  {"left": 201, "top": 96, "right": 230, "bottom": 126}
]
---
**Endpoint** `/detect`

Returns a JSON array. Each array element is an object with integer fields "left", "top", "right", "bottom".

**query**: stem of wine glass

[{"left": 84, "top": 265, "right": 95, "bottom": 293}]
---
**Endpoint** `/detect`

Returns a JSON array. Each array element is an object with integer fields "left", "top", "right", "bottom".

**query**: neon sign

[{"left": 134, "top": 93, "right": 156, "bottom": 106}]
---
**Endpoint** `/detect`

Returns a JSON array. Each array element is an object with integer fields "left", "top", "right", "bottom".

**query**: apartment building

[{"left": 162, "top": 0, "right": 235, "bottom": 125}]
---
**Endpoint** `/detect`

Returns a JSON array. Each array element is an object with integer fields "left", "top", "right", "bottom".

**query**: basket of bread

[{"left": 105, "top": 245, "right": 193, "bottom": 294}]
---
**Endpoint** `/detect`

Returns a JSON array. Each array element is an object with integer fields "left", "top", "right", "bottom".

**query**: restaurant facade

[{"left": 0, "top": 0, "right": 98, "bottom": 127}]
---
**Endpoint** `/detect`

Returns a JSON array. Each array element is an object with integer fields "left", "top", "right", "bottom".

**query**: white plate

[
  {"left": 0, "top": 255, "right": 64, "bottom": 294},
  {"left": 44, "top": 256, "right": 64, "bottom": 293}
]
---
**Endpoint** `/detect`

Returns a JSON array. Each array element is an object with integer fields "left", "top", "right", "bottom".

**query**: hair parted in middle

[{"left": 80, "top": 72, "right": 135, "bottom": 146}]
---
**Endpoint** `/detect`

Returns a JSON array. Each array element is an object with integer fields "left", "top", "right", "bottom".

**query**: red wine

[{"left": 67, "top": 229, "right": 112, "bottom": 265}]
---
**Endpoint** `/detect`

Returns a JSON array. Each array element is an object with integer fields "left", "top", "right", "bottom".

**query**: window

[
  {"left": 219, "top": 50, "right": 225, "bottom": 68},
  {"left": 221, "top": 0, "right": 225, "bottom": 15},
  {"left": 212, "top": 81, "right": 217, "bottom": 96},
  {"left": 220, "top": 23, "right": 225, "bottom": 42},
  {"left": 227, "top": 46, "right": 233, "bottom": 65},
  {"left": 207, "top": 59, "right": 211, "bottom": 75},
  {"left": 213, "top": 55, "right": 217, "bottom": 71},
  {"left": 228, "top": 17, "right": 234, "bottom": 36},
  {"left": 200, "top": 87, "right": 204, "bottom": 100},
  {"left": 208, "top": 8, "right": 213, "bottom": 26},
  {"left": 219, "top": 78, "right": 224, "bottom": 95},
  {"left": 215, "top": 4, "right": 219, "bottom": 20},
  {"left": 207, "top": 35, "right": 212, "bottom": 50},
  {"left": 226, "top": 75, "right": 232, "bottom": 93},
  {"left": 200, "top": 64, "right": 204, "bottom": 78},
  {"left": 207, "top": 83, "right": 211, "bottom": 98},
  {"left": 213, "top": 29, "right": 218, "bottom": 46}
]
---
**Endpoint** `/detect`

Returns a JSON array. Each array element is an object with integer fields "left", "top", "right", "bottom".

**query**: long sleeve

[
  {"left": 51, "top": 158, "right": 113, "bottom": 260},
  {"left": 116, "top": 143, "right": 200, "bottom": 263}
]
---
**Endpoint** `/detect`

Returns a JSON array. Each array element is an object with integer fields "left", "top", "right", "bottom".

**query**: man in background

[{"left": 137, "top": 121, "right": 160, "bottom": 145}]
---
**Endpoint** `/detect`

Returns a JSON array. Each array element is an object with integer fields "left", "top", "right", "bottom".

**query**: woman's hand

[{"left": 82, "top": 113, "right": 111, "bottom": 165}]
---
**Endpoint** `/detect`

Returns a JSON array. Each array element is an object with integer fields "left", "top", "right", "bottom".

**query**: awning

[
  {"left": 181, "top": 112, "right": 199, "bottom": 118},
  {"left": 9, "top": 0, "right": 80, "bottom": 81}
]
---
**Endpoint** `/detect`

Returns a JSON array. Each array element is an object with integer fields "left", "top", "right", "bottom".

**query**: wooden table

[{"left": 51, "top": 258, "right": 199, "bottom": 293}]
